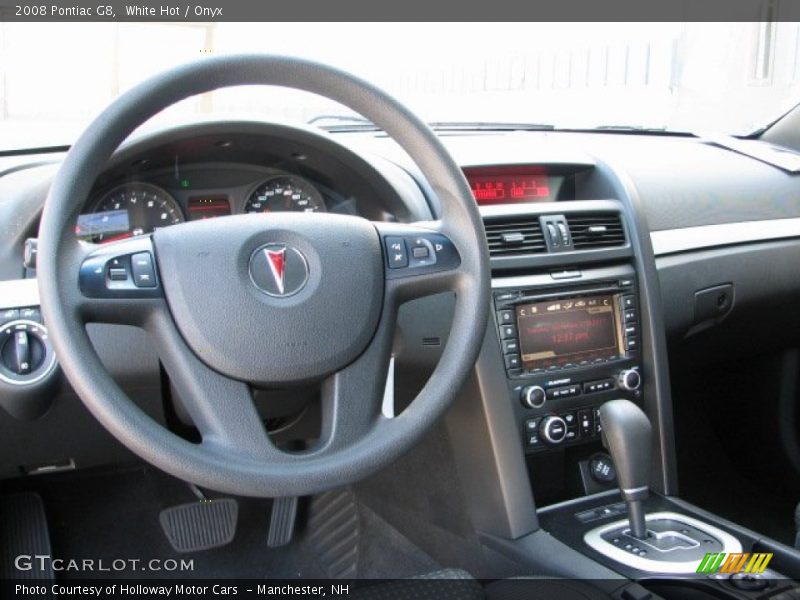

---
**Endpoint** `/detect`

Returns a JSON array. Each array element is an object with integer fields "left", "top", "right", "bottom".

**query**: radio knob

[
  {"left": 521, "top": 385, "right": 546, "bottom": 409},
  {"left": 540, "top": 415, "right": 568, "bottom": 444},
  {"left": 618, "top": 368, "right": 642, "bottom": 392}
]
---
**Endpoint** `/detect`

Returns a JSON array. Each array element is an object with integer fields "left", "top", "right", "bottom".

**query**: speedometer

[
  {"left": 78, "top": 183, "right": 184, "bottom": 243},
  {"left": 244, "top": 176, "right": 326, "bottom": 214}
]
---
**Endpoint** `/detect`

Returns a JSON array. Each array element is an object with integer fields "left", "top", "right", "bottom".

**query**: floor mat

[
  {"left": 0, "top": 492, "right": 54, "bottom": 580},
  {"left": 0, "top": 466, "right": 445, "bottom": 580},
  {"left": 298, "top": 487, "right": 441, "bottom": 579},
  {"left": 0, "top": 466, "right": 316, "bottom": 579}
]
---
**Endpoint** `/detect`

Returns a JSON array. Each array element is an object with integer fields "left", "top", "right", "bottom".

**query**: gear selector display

[{"left": 516, "top": 295, "right": 622, "bottom": 370}]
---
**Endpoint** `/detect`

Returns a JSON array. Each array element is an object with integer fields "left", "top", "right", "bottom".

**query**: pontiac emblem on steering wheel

[{"left": 249, "top": 243, "right": 309, "bottom": 297}]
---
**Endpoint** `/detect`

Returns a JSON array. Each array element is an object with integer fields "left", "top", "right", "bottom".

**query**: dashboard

[
  {"left": 2, "top": 119, "right": 800, "bottom": 495},
  {"left": 75, "top": 158, "right": 580, "bottom": 246}
]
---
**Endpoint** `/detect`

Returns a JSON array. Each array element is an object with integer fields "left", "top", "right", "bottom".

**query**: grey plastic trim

[
  {"left": 583, "top": 157, "right": 679, "bottom": 496},
  {"left": 651, "top": 218, "right": 800, "bottom": 256},
  {"left": 0, "top": 279, "right": 39, "bottom": 310},
  {"left": 537, "top": 489, "right": 622, "bottom": 514},
  {"left": 381, "top": 357, "right": 395, "bottom": 419},
  {"left": 584, "top": 511, "right": 742, "bottom": 574},
  {"left": 444, "top": 318, "right": 539, "bottom": 540},
  {"left": 492, "top": 264, "right": 635, "bottom": 290}
]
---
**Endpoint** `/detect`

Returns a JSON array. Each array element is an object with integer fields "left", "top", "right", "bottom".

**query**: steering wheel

[{"left": 37, "top": 55, "right": 489, "bottom": 497}]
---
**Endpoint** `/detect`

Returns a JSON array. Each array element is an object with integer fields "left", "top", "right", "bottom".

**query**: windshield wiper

[
  {"left": 307, "top": 115, "right": 381, "bottom": 132},
  {"left": 566, "top": 125, "right": 696, "bottom": 136},
  {"left": 595, "top": 124, "right": 661, "bottom": 131},
  {"left": 309, "top": 116, "right": 556, "bottom": 133},
  {"left": 428, "top": 121, "right": 554, "bottom": 132}
]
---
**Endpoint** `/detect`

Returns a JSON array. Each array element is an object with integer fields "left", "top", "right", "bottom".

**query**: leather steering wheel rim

[{"left": 37, "top": 55, "right": 490, "bottom": 497}]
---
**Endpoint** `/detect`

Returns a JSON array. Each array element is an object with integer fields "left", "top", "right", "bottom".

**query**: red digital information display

[
  {"left": 187, "top": 195, "right": 232, "bottom": 221},
  {"left": 465, "top": 166, "right": 551, "bottom": 205}
]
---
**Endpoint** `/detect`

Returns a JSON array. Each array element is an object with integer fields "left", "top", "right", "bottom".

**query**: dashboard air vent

[
  {"left": 483, "top": 218, "right": 547, "bottom": 258},
  {"left": 567, "top": 213, "right": 626, "bottom": 249}
]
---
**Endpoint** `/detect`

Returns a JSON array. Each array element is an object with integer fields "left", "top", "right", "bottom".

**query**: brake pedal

[
  {"left": 0, "top": 493, "right": 55, "bottom": 579},
  {"left": 159, "top": 498, "right": 238, "bottom": 552},
  {"left": 267, "top": 496, "right": 298, "bottom": 548}
]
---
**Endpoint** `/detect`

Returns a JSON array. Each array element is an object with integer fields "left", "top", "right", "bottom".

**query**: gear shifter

[{"left": 598, "top": 399, "right": 652, "bottom": 539}]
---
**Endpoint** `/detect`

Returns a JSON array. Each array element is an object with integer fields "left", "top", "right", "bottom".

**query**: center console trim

[{"left": 584, "top": 511, "right": 743, "bottom": 574}]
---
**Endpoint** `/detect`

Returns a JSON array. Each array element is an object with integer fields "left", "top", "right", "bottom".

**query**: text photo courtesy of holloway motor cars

[{"left": 4, "top": 2, "right": 800, "bottom": 599}]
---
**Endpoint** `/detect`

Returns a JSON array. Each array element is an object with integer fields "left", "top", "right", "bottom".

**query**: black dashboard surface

[
  {"left": 344, "top": 130, "right": 800, "bottom": 231},
  {"left": 5, "top": 126, "right": 800, "bottom": 256}
]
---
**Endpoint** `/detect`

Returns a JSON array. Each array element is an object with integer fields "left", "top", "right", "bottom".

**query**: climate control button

[{"left": 540, "top": 415, "right": 568, "bottom": 444}]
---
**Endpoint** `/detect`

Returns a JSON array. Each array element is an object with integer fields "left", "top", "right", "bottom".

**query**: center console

[
  {"left": 444, "top": 161, "right": 800, "bottom": 599},
  {"left": 493, "top": 268, "right": 642, "bottom": 457}
]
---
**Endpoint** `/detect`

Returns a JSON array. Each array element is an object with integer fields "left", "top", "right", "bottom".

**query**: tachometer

[
  {"left": 244, "top": 176, "right": 326, "bottom": 214},
  {"left": 78, "top": 183, "right": 184, "bottom": 243}
]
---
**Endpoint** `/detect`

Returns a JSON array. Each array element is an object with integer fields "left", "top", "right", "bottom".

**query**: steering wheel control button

[
  {"left": 411, "top": 245, "right": 429, "bottom": 259},
  {"left": 408, "top": 238, "right": 436, "bottom": 267},
  {"left": 385, "top": 237, "right": 409, "bottom": 268},
  {"left": 249, "top": 243, "right": 309, "bottom": 298},
  {"left": 0, "top": 320, "right": 57, "bottom": 386},
  {"left": 109, "top": 267, "right": 128, "bottom": 281},
  {"left": 131, "top": 252, "right": 157, "bottom": 288},
  {"left": 382, "top": 231, "right": 460, "bottom": 278},
  {"left": 79, "top": 237, "right": 163, "bottom": 298}
]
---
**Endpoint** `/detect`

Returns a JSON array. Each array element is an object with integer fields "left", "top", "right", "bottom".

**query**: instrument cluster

[{"left": 76, "top": 171, "right": 339, "bottom": 244}]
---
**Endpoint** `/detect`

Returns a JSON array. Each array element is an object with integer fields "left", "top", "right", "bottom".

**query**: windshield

[{"left": 1, "top": 22, "right": 799, "bottom": 151}]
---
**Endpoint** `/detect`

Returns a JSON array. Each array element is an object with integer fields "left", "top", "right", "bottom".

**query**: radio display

[{"left": 516, "top": 295, "right": 622, "bottom": 370}]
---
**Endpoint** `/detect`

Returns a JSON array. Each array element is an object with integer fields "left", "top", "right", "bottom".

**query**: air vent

[
  {"left": 567, "top": 213, "right": 626, "bottom": 249},
  {"left": 483, "top": 218, "right": 547, "bottom": 258}
]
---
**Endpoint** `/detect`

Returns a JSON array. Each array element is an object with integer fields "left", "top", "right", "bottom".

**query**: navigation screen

[{"left": 516, "top": 295, "right": 621, "bottom": 370}]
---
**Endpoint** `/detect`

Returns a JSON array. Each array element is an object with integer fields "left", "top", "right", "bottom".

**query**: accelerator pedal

[
  {"left": 267, "top": 496, "right": 298, "bottom": 548},
  {"left": 305, "top": 488, "right": 360, "bottom": 578},
  {"left": 159, "top": 498, "right": 238, "bottom": 552},
  {"left": 0, "top": 493, "right": 54, "bottom": 579}
]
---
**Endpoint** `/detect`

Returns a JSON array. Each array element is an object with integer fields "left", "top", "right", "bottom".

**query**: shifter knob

[{"left": 598, "top": 399, "right": 652, "bottom": 539}]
